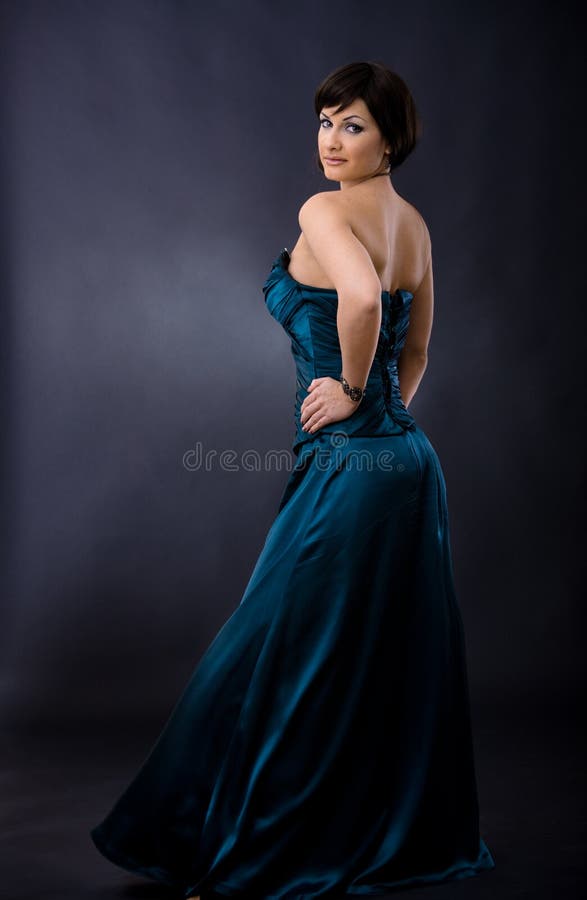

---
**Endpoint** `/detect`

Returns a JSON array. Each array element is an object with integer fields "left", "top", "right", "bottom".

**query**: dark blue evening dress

[{"left": 90, "top": 247, "right": 496, "bottom": 897}]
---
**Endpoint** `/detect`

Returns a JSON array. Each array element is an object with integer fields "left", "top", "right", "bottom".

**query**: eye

[{"left": 319, "top": 119, "right": 363, "bottom": 134}]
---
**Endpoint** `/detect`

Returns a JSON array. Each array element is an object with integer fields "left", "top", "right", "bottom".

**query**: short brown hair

[{"left": 313, "top": 60, "right": 422, "bottom": 175}]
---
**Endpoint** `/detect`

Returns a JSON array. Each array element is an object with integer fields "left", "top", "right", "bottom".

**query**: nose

[{"left": 322, "top": 131, "right": 342, "bottom": 152}]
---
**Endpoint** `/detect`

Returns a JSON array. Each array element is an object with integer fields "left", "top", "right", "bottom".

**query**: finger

[
  {"left": 303, "top": 408, "right": 325, "bottom": 432},
  {"left": 303, "top": 393, "right": 320, "bottom": 411},
  {"left": 307, "top": 414, "right": 327, "bottom": 433},
  {"left": 301, "top": 395, "right": 320, "bottom": 418}
]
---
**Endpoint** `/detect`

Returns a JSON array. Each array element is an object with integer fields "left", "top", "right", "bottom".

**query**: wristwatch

[{"left": 339, "top": 374, "right": 366, "bottom": 402}]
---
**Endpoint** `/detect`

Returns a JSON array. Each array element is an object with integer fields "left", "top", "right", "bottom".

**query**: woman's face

[{"left": 318, "top": 97, "right": 390, "bottom": 184}]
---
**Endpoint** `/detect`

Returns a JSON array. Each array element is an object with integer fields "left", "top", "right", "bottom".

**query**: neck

[{"left": 339, "top": 170, "right": 393, "bottom": 190}]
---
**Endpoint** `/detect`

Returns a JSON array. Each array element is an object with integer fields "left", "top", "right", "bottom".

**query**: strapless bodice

[{"left": 262, "top": 248, "right": 417, "bottom": 456}]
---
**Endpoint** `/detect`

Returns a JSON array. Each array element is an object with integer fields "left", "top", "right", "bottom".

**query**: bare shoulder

[
  {"left": 298, "top": 190, "right": 348, "bottom": 227},
  {"left": 295, "top": 190, "right": 384, "bottom": 300}
]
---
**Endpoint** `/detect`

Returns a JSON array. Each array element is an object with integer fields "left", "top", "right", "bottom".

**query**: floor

[{"left": 1, "top": 697, "right": 584, "bottom": 899}]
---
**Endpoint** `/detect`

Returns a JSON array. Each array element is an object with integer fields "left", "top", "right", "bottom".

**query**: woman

[{"left": 91, "top": 61, "right": 496, "bottom": 898}]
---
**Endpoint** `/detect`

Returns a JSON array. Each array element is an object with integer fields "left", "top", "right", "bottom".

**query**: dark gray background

[
  {"left": 1, "top": 2, "right": 585, "bottom": 898},
  {"left": 1, "top": 0, "right": 584, "bottom": 730}
]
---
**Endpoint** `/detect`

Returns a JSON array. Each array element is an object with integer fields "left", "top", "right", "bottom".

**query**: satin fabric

[{"left": 90, "top": 248, "right": 495, "bottom": 897}]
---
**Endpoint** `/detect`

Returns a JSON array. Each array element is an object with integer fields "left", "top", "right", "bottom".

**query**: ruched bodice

[{"left": 263, "top": 248, "right": 416, "bottom": 457}]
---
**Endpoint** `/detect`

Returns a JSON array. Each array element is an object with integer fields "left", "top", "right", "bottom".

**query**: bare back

[{"left": 289, "top": 184, "right": 429, "bottom": 293}]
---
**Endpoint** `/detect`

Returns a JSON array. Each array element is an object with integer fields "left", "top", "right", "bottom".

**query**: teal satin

[{"left": 90, "top": 248, "right": 496, "bottom": 897}]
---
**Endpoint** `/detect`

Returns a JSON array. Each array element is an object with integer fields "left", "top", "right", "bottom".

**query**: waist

[{"left": 292, "top": 372, "right": 416, "bottom": 457}]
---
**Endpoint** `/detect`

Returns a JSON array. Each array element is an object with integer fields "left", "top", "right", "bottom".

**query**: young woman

[{"left": 91, "top": 60, "right": 496, "bottom": 898}]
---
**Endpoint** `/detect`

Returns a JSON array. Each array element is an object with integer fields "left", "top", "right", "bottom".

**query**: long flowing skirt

[{"left": 91, "top": 426, "right": 495, "bottom": 898}]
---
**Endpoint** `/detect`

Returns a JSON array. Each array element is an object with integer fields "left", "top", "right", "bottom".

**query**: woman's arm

[
  {"left": 398, "top": 238, "right": 434, "bottom": 407},
  {"left": 298, "top": 192, "right": 382, "bottom": 392}
]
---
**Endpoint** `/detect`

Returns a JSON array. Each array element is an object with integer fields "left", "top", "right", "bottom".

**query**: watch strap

[{"left": 339, "top": 375, "right": 366, "bottom": 402}]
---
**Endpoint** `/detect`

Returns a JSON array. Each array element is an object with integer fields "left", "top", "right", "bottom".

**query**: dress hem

[
  {"left": 91, "top": 824, "right": 495, "bottom": 898},
  {"left": 207, "top": 846, "right": 495, "bottom": 896}
]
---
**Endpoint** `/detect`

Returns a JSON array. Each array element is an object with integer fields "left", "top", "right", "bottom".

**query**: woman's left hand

[{"left": 300, "top": 377, "right": 362, "bottom": 434}]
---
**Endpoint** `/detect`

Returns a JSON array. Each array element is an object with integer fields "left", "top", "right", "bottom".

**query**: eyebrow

[{"left": 320, "top": 113, "right": 367, "bottom": 122}]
